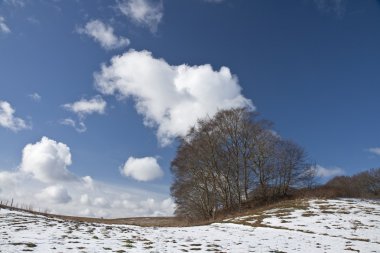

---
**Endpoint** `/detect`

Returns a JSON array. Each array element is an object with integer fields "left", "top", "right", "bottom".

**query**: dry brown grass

[
  {"left": 0, "top": 203, "right": 188, "bottom": 227},
  {"left": 218, "top": 198, "right": 311, "bottom": 228},
  {"left": 2, "top": 199, "right": 307, "bottom": 228},
  {"left": 0, "top": 197, "right": 330, "bottom": 228},
  {"left": 45, "top": 215, "right": 190, "bottom": 227}
]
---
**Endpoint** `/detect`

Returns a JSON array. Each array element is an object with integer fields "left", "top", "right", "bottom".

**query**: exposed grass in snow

[{"left": 0, "top": 198, "right": 379, "bottom": 252}]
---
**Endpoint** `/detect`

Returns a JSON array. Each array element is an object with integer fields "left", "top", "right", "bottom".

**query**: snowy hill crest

[{"left": 0, "top": 198, "right": 379, "bottom": 252}]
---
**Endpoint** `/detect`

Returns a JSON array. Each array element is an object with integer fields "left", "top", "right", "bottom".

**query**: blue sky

[{"left": 0, "top": 0, "right": 379, "bottom": 217}]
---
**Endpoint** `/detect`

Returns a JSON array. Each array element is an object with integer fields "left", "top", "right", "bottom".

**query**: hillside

[{"left": 0, "top": 198, "right": 379, "bottom": 252}]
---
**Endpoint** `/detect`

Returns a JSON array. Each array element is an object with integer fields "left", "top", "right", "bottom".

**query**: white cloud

[
  {"left": 79, "top": 208, "right": 93, "bottom": 217},
  {"left": 82, "top": 176, "right": 94, "bottom": 189},
  {"left": 118, "top": 0, "right": 163, "bottom": 32},
  {"left": 63, "top": 95, "right": 106, "bottom": 118},
  {"left": 0, "top": 16, "right": 11, "bottom": 34},
  {"left": 160, "top": 197, "right": 175, "bottom": 212},
  {"left": 28, "top": 92, "right": 41, "bottom": 102},
  {"left": 36, "top": 185, "right": 72, "bottom": 204},
  {"left": 313, "top": 164, "right": 345, "bottom": 178},
  {"left": 368, "top": 147, "right": 380, "bottom": 156},
  {"left": 80, "top": 194, "right": 91, "bottom": 205},
  {"left": 0, "top": 170, "right": 20, "bottom": 188},
  {"left": 0, "top": 174, "right": 175, "bottom": 217},
  {"left": 20, "top": 136, "right": 75, "bottom": 183},
  {"left": 0, "top": 100, "right": 29, "bottom": 132},
  {"left": 0, "top": 137, "right": 174, "bottom": 218},
  {"left": 95, "top": 50, "right": 253, "bottom": 145},
  {"left": 139, "top": 197, "right": 176, "bottom": 216},
  {"left": 93, "top": 197, "right": 110, "bottom": 208},
  {"left": 77, "top": 20, "right": 130, "bottom": 50},
  {"left": 121, "top": 156, "right": 163, "bottom": 181},
  {"left": 60, "top": 118, "right": 87, "bottom": 133},
  {"left": 62, "top": 96, "right": 106, "bottom": 132}
]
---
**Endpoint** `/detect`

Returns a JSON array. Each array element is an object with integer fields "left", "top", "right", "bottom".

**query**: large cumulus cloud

[{"left": 95, "top": 50, "right": 253, "bottom": 146}]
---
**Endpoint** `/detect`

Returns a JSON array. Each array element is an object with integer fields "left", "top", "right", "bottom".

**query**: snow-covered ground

[{"left": 0, "top": 198, "right": 379, "bottom": 252}]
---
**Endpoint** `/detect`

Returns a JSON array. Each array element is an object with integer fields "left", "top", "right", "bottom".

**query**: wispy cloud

[
  {"left": 63, "top": 95, "right": 106, "bottom": 118},
  {"left": 313, "top": 0, "right": 346, "bottom": 17},
  {"left": 27, "top": 17, "right": 40, "bottom": 25},
  {"left": 28, "top": 92, "right": 41, "bottom": 102},
  {"left": 368, "top": 147, "right": 380, "bottom": 156},
  {"left": 0, "top": 16, "right": 11, "bottom": 34},
  {"left": 60, "top": 118, "right": 87, "bottom": 133},
  {"left": 0, "top": 100, "right": 29, "bottom": 132},
  {"left": 77, "top": 20, "right": 130, "bottom": 50},
  {"left": 118, "top": 0, "right": 163, "bottom": 32},
  {"left": 62, "top": 96, "right": 106, "bottom": 133},
  {"left": 3, "top": 0, "right": 26, "bottom": 8}
]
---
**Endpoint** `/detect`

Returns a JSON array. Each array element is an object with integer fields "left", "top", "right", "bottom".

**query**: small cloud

[
  {"left": 60, "top": 118, "right": 87, "bottom": 133},
  {"left": 121, "top": 156, "right": 163, "bottom": 181},
  {"left": 28, "top": 92, "right": 41, "bottom": 102},
  {"left": 36, "top": 185, "right": 72, "bottom": 204},
  {"left": 63, "top": 95, "right": 106, "bottom": 118},
  {"left": 20, "top": 136, "right": 76, "bottom": 183},
  {"left": 27, "top": 17, "right": 40, "bottom": 25},
  {"left": 77, "top": 20, "right": 130, "bottom": 50},
  {"left": 62, "top": 96, "right": 105, "bottom": 132},
  {"left": 3, "top": 0, "right": 25, "bottom": 7},
  {"left": 0, "top": 16, "right": 11, "bottom": 34},
  {"left": 0, "top": 100, "right": 29, "bottom": 132},
  {"left": 203, "top": 0, "right": 225, "bottom": 3},
  {"left": 118, "top": 0, "right": 163, "bottom": 32},
  {"left": 368, "top": 147, "right": 380, "bottom": 156},
  {"left": 313, "top": 164, "right": 345, "bottom": 178}
]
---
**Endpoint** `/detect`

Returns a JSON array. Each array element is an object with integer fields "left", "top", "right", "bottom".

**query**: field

[{"left": 0, "top": 198, "right": 379, "bottom": 252}]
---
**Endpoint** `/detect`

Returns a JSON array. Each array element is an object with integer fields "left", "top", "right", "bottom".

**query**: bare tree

[
  {"left": 171, "top": 107, "right": 313, "bottom": 220},
  {"left": 324, "top": 168, "right": 380, "bottom": 198}
]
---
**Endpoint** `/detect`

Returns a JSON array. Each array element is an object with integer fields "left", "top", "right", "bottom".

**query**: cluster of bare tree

[
  {"left": 170, "top": 108, "right": 314, "bottom": 220},
  {"left": 324, "top": 168, "right": 380, "bottom": 198}
]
